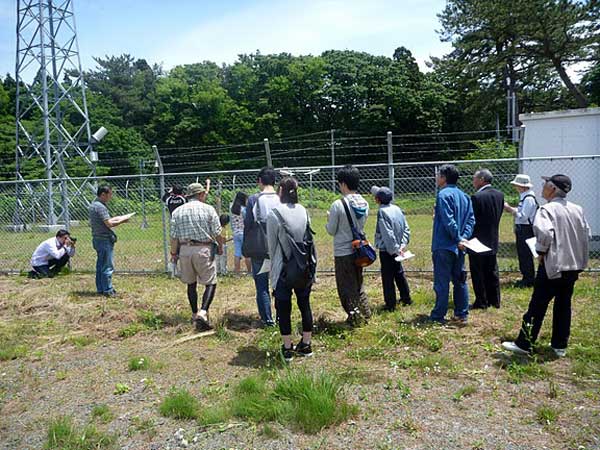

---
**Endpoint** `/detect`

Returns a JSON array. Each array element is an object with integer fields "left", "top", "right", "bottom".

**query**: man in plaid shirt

[{"left": 170, "top": 182, "right": 223, "bottom": 330}]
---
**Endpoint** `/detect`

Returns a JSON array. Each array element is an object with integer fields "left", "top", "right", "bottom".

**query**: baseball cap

[
  {"left": 370, "top": 185, "right": 393, "bottom": 204},
  {"left": 542, "top": 174, "right": 571, "bottom": 193}
]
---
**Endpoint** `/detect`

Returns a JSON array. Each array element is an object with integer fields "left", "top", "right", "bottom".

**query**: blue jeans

[
  {"left": 251, "top": 258, "right": 274, "bottom": 325},
  {"left": 93, "top": 238, "right": 115, "bottom": 294},
  {"left": 430, "top": 249, "right": 469, "bottom": 322}
]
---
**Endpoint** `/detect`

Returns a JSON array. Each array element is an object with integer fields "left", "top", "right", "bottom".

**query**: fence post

[
  {"left": 330, "top": 129, "right": 335, "bottom": 191},
  {"left": 387, "top": 131, "right": 394, "bottom": 194},
  {"left": 139, "top": 159, "right": 149, "bottom": 229},
  {"left": 264, "top": 138, "right": 272, "bottom": 166},
  {"left": 153, "top": 145, "right": 169, "bottom": 273}
]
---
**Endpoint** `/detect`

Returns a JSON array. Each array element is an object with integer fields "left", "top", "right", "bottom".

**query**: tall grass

[
  {"left": 159, "top": 388, "right": 199, "bottom": 420},
  {"left": 207, "top": 370, "right": 358, "bottom": 433},
  {"left": 45, "top": 416, "right": 115, "bottom": 450}
]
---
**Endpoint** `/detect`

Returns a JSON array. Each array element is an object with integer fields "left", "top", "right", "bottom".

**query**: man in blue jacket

[
  {"left": 372, "top": 186, "right": 412, "bottom": 311},
  {"left": 430, "top": 164, "right": 475, "bottom": 324}
]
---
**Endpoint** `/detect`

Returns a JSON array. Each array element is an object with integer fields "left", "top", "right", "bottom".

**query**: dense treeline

[{"left": 0, "top": 0, "right": 598, "bottom": 180}]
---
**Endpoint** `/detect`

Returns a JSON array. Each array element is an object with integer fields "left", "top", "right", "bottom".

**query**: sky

[{"left": 0, "top": 0, "right": 452, "bottom": 78}]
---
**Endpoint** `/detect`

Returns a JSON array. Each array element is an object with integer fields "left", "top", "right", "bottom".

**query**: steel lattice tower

[{"left": 15, "top": 0, "right": 95, "bottom": 227}]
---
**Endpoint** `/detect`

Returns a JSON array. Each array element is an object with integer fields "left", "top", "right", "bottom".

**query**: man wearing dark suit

[{"left": 469, "top": 169, "right": 504, "bottom": 309}]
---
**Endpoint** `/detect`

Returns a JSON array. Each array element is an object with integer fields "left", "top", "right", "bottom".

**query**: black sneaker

[
  {"left": 400, "top": 298, "right": 413, "bottom": 306},
  {"left": 281, "top": 345, "right": 294, "bottom": 362},
  {"left": 195, "top": 314, "right": 212, "bottom": 331},
  {"left": 294, "top": 340, "right": 313, "bottom": 357}
]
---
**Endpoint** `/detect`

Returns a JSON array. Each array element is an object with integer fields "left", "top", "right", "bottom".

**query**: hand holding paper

[
  {"left": 463, "top": 238, "right": 491, "bottom": 253},
  {"left": 525, "top": 237, "right": 538, "bottom": 258},
  {"left": 395, "top": 251, "right": 415, "bottom": 262}
]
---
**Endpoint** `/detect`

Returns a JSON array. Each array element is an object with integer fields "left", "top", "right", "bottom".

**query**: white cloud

[{"left": 154, "top": 0, "right": 451, "bottom": 71}]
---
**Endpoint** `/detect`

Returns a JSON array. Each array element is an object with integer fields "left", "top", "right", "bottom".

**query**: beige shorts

[{"left": 178, "top": 244, "right": 217, "bottom": 285}]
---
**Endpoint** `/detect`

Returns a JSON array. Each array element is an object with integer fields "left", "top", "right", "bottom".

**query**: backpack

[
  {"left": 341, "top": 198, "right": 376, "bottom": 267},
  {"left": 272, "top": 209, "right": 317, "bottom": 290},
  {"left": 242, "top": 194, "right": 270, "bottom": 259}
]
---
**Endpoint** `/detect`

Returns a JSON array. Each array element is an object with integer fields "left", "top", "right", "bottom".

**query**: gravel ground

[{"left": 0, "top": 273, "right": 599, "bottom": 450}]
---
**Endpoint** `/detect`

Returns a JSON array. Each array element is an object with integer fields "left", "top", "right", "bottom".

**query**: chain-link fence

[{"left": 1, "top": 155, "right": 598, "bottom": 274}]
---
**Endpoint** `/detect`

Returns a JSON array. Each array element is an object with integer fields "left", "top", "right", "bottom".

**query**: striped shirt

[{"left": 170, "top": 199, "right": 221, "bottom": 242}]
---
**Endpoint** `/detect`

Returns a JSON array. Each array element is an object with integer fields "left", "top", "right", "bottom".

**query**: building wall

[{"left": 520, "top": 107, "right": 600, "bottom": 241}]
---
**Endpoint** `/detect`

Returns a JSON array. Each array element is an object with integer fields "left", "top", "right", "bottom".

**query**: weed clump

[
  {"left": 159, "top": 388, "right": 199, "bottom": 420},
  {"left": 45, "top": 416, "right": 115, "bottom": 449}
]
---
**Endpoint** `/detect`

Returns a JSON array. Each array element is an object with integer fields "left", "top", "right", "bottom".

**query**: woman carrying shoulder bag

[{"left": 266, "top": 177, "right": 316, "bottom": 363}]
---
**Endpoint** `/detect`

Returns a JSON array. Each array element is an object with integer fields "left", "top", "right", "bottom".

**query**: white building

[{"left": 519, "top": 107, "right": 600, "bottom": 248}]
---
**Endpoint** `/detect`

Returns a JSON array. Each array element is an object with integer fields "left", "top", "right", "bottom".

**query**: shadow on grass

[
  {"left": 312, "top": 315, "right": 353, "bottom": 336},
  {"left": 222, "top": 312, "right": 262, "bottom": 332},
  {"left": 157, "top": 312, "right": 188, "bottom": 327},
  {"left": 229, "top": 345, "right": 269, "bottom": 368},
  {"left": 405, "top": 313, "right": 438, "bottom": 327},
  {"left": 69, "top": 290, "right": 104, "bottom": 298}
]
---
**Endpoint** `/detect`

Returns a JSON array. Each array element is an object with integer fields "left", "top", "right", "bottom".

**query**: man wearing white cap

[
  {"left": 170, "top": 182, "right": 223, "bottom": 331},
  {"left": 504, "top": 174, "right": 538, "bottom": 287}
]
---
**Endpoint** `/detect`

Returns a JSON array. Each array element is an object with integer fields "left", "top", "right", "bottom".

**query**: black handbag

[
  {"left": 341, "top": 198, "right": 376, "bottom": 267},
  {"left": 242, "top": 194, "right": 269, "bottom": 259}
]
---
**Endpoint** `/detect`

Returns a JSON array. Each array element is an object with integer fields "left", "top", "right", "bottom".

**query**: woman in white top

[{"left": 230, "top": 191, "right": 251, "bottom": 274}]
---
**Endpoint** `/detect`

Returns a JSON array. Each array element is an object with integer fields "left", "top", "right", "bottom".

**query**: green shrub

[
  {"left": 159, "top": 388, "right": 199, "bottom": 420},
  {"left": 128, "top": 356, "right": 150, "bottom": 371},
  {"left": 230, "top": 370, "right": 357, "bottom": 434},
  {"left": 91, "top": 405, "right": 114, "bottom": 424},
  {"left": 137, "top": 311, "right": 163, "bottom": 330},
  {"left": 118, "top": 323, "right": 147, "bottom": 338},
  {"left": 45, "top": 416, "right": 115, "bottom": 449}
]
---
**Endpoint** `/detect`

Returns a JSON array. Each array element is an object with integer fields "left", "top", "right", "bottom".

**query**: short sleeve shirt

[
  {"left": 170, "top": 199, "right": 222, "bottom": 242},
  {"left": 89, "top": 199, "right": 112, "bottom": 239}
]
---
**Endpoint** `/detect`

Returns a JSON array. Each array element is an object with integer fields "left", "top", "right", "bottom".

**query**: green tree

[{"left": 438, "top": 0, "right": 599, "bottom": 108}]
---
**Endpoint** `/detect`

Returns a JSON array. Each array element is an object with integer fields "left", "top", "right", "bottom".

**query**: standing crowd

[{"left": 28, "top": 164, "right": 591, "bottom": 362}]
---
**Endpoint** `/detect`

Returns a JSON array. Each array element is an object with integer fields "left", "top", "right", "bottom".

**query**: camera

[{"left": 70, "top": 237, "right": 77, "bottom": 243}]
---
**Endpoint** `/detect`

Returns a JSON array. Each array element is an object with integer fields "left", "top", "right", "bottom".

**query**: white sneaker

[
  {"left": 502, "top": 341, "right": 529, "bottom": 355},
  {"left": 551, "top": 347, "right": 566, "bottom": 357}
]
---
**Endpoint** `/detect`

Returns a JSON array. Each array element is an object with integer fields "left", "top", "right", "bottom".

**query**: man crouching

[{"left": 29, "top": 229, "right": 76, "bottom": 278}]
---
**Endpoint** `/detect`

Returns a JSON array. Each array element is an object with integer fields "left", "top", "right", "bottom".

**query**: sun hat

[
  {"left": 186, "top": 182, "right": 206, "bottom": 197},
  {"left": 509, "top": 174, "right": 533, "bottom": 188}
]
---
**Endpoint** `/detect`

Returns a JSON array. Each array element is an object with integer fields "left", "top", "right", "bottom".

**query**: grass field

[
  {"left": 0, "top": 271, "right": 599, "bottom": 449},
  {"left": 3, "top": 207, "right": 597, "bottom": 274}
]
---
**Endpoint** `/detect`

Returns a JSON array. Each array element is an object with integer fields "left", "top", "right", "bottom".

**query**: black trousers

[
  {"left": 32, "top": 253, "right": 70, "bottom": 277},
  {"left": 469, "top": 252, "right": 500, "bottom": 308},
  {"left": 515, "top": 224, "right": 535, "bottom": 285},
  {"left": 379, "top": 251, "right": 411, "bottom": 309},
  {"left": 515, "top": 265, "right": 579, "bottom": 351},
  {"left": 274, "top": 278, "right": 313, "bottom": 336}
]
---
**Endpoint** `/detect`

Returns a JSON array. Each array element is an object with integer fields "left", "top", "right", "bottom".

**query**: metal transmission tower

[{"left": 14, "top": 0, "right": 97, "bottom": 228}]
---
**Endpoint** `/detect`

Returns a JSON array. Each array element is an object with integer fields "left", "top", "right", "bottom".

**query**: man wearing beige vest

[{"left": 502, "top": 174, "right": 589, "bottom": 357}]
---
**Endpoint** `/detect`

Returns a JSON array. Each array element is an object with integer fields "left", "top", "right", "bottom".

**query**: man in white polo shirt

[{"left": 28, "top": 229, "right": 76, "bottom": 278}]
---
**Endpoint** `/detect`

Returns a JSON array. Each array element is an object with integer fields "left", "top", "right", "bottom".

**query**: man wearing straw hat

[
  {"left": 504, "top": 174, "right": 538, "bottom": 287},
  {"left": 170, "top": 182, "right": 223, "bottom": 331}
]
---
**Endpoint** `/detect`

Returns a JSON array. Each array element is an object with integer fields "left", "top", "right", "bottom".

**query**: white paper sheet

[
  {"left": 395, "top": 251, "right": 415, "bottom": 262},
  {"left": 525, "top": 237, "right": 539, "bottom": 258},
  {"left": 463, "top": 238, "right": 491, "bottom": 253},
  {"left": 257, "top": 258, "right": 271, "bottom": 275}
]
